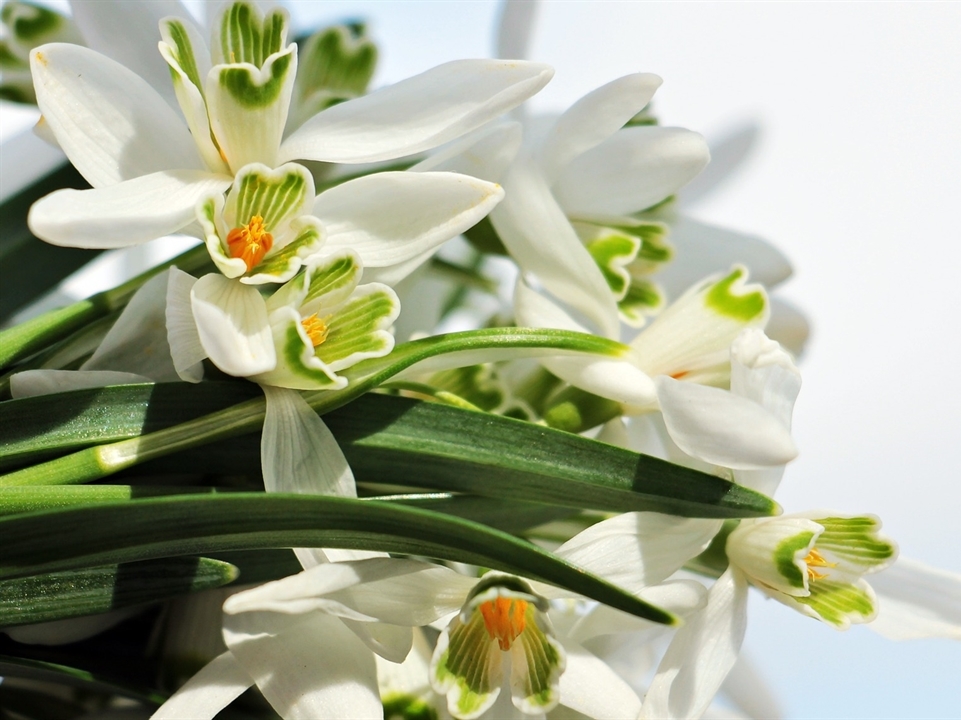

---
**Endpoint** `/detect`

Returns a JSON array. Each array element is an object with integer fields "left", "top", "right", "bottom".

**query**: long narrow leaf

[
  {"left": 0, "top": 385, "right": 778, "bottom": 518},
  {"left": 0, "top": 655, "right": 166, "bottom": 706},
  {"left": 0, "top": 493, "right": 678, "bottom": 625},
  {"left": 0, "top": 557, "right": 238, "bottom": 628}
]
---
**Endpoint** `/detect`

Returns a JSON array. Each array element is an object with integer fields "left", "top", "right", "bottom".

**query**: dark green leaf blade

[
  {"left": 0, "top": 493, "right": 676, "bottom": 625},
  {"left": 0, "top": 557, "right": 238, "bottom": 628}
]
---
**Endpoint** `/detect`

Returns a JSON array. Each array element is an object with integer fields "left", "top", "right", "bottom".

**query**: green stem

[{"left": 0, "top": 244, "right": 211, "bottom": 370}]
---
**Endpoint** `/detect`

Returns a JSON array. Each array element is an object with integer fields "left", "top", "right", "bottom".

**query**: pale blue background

[{"left": 3, "top": 1, "right": 959, "bottom": 717}]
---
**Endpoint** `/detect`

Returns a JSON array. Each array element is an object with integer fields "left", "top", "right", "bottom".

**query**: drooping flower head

[
  {"left": 430, "top": 574, "right": 565, "bottom": 719},
  {"left": 726, "top": 512, "right": 898, "bottom": 628}
]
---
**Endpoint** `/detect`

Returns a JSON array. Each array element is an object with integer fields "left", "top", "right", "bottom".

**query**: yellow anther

[
  {"left": 804, "top": 548, "right": 837, "bottom": 582},
  {"left": 479, "top": 597, "right": 528, "bottom": 651},
  {"left": 227, "top": 215, "right": 273, "bottom": 272},
  {"left": 301, "top": 314, "right": 329, "bottom": 347}
]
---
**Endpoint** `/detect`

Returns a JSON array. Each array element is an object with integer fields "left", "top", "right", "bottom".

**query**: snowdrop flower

[
  {"left": 152, "top": 556, "right": 683, "bottom": 720},
  {"left": 519, "top": 269, "right": 799, "bottom": 468},
  {"left": 26, "top": 0, "right": 552, "bottom": 250},
  {"left": 726, "top": 512, "right": 897, "bottom": 628}
]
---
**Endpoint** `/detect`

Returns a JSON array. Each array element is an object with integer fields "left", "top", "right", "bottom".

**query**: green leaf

[
  {"left": 0, "top": 493, "right": 678, "bottom": 625},
  {"left": 0, "top": 557, "right": 238, "bottom": 627},
  {"left": 0, "top": 244, "right": 213, "bottom": 371},
  {"left": 0, "top": 385, "right": 778, "bottom": 518}
]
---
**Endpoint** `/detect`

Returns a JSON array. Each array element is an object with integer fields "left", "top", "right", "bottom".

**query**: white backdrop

[{"left": 3, "top": 1, "right": 959, "bottom": 717}]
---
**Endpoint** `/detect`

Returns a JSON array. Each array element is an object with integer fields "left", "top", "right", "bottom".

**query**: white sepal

[
  {"left": 557, "top": 512, "right": 721, "bottom": 594},
  {"left": 165, "top": 267, "right": 206, "bottom": 382},
  {"left": 10, "top": 370, "right": 151, "bottom": 399},
  {"left": 261, "top": 386, "right": 356, "bottom": 498},
  {"left": 640, "top": 567, "right": 749, "bottom": 720},
  {"left": 28, "top": 170, "right": 231, "bottom": 248},
  {"left": 538, "top": 73, "right": 662, "bottom": 183},
  {"left": 149, "top": 650, "right": 253, "bottom": 720},
  {"left": 315, "top": 171, "right": 504, "bottom": 268},
  {"left": 555, "top": 126, "right": 710, "bottom": 216},
  {"left": 868, "top": 557, "right": 961, "bottom": 641},
  {"left": 223, "top": 611, "right": 383, "bottom": 719},
  {"left": 656, "top": 376, "right": 799, "bottom": 469},
  {"left": 31, "top": 43, "right": 204, "bottom": 188},
  {"left": 279, "top": 59, "right": 553, "bottom": 164}
]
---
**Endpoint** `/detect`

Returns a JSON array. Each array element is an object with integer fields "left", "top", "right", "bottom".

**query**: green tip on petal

[
  {"left": 219, "top": 1, "right": 288, "bottom": 67},
  {"left": 704, "top": 266, "right": 767, "bottom": 322},
  {"left": 3, "top": 1, "right": 66, "bottom": 43},
  {"left": 218, "top": 50, "right": 294, "bottom": 109},
  {"left": 793, "top": 579, "right": 878, "bottom": 629},
  {"left": 298, "top": 24, "right": 377, "bottom": 102},
  {"left": 162, "top": 19, "right": 205, "bottom": 96},
  {"left": 813, "top": 515, "right": 898, "bottom": 570},
  {"left": 585, "top": 232, "right": 640, "bottom": 300},
  {"left": 774, "top": 530, "right": 817, "bottom": 590}
]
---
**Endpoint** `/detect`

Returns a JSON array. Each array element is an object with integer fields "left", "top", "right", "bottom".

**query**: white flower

[
  {"left": 150, "top": 555, "right": 692, "bottom": 720},
  {"left": 26, "top": 0, "right": 552, "bottom": 250}
]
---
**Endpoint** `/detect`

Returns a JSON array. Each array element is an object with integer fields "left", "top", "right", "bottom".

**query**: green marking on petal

[
  {"left": 232, "top": 164, "right": 313, "bottom": 232},
  {"left": 774, "top": 530, "right": 816, "bottom": 590},
  {"left": 316, "top": 289, "right": 398, "bottom": 368},
  {"left": 513, "top": 604, "right": 564, "bottom": 712},
  {"left": 304, "top": 254, "right": 362, "bottom": 308},
  {"left": 219, "top": 50, "right": 293, "bottom": 108},
  {"left": 4, "top": 2, "right": 64, "bottom": 42},
  {"left": 382, "top": 694, "right": 438, "bottom": 720},
  {"left": 295, "top": 24, "right": 377, "bottom": 113},
  {"left": 813, "top": 516, "right": 897, "bottom": 569},
  {"left": 704, "top": 267, "right": 767, "bottom": 322},
  {"left": 586, "top": 232, "right": 640, "bottom": 299},
  {"left": 618, "top": 279, "right": 664, "bottom": 326},
  {"left": 163, "top": 20, "right": 204, "bottom": 96},
  {"left": 434, "top": 613, "right": 500, "bottom": 718},
  {"left": 248, "top": 221, "right": 323, "bottom": 282},
  {"left": 794, "top": 579, "right": 876, "bottom": 627},
  {"left": 278, "top": 320, "right": 341, "bottom": 388},
  {"left": 220, "top": 2, "right": 287, "bottom": 67}
]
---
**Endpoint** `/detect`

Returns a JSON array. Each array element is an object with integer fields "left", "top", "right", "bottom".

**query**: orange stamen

[
  {"left": 227, "top": 215, "right": 273, "bottom": 272},
  {"left": 804, "top": 548, "right": 837, "bottom": 581},
  {"left": 301, "top": 314, "right": 330, "bottom": 347},
  {"left": 670, "top": 370, "right": 689, "bottom": 380},
  {"left": 479, "top": 597, "right": 528, "bottom": 651}
]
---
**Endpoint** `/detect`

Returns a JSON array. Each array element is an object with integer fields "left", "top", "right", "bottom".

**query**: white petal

[
  {"left": 261, "top": 386, "right": 356, "bottom": 498},
  {"left": 223, "top": 611, "right": 382, "bottom": 719},
  {"left": 190, "top": 273, "right": 276, "bottom": 376},
  {"left": 557, "top": 512, "right": 721, "bottom": 594},
  {"left": 10, "top": 369, "right": 151, "bottom": 399},
  {"left": 514, "top": 278, "right": 656, "bottom": 406},
  {"left": 554, "top": 126, "right": 709, "bottom": 216},
  {"left": 495, "top": 159, "right": 619, "bottom": 338},
  {"left": 165, "top": 267, "right": 206, "bottom": 382},
  {"left": 679, "top": 122, "right": 760, "bottom": 208},
  {"left": 315, "top": 171, "right": 504, "bottom": 267},
  {"left": 558, "top": 639, "right": 641, "bottom": 719},
  {"left": 149, "top": 650, "right": 252, "bottom": 720},
  {"left": 868, "top": 557, "right": 961, "bottom": 640},
  {"left": 656, "top": 376, "right": 798, "bottom": 469},
  {"left": 279, "top": 59, "right": 553, "bottom": 164},
  {"left": 411, "top": 121, "right": 523, "bottom": 184},
  {"left": 640, "top": 568, "right": 749, "bottom": 720},
  {"left": 30, "top": 43, "right": 203, "bottom": 188},
  {"left": 496, "top": 0, "right": 538, "bottom": 59},
  {"left": 656, "top": 216, "right": 793, "bottom": 298},
  {"left": 28, "top": 170, "right": 231, "bottom": 248},
  {"left": 81, "top": 269, "right": 179, "bottom": 381},
  {"left": 539, "top": 73, "right": 662, "bottom": 183}
]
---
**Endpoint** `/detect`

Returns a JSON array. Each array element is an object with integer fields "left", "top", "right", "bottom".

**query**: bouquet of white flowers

[{"left": 0, "top": 1, "right": 957, "bottom": 718}]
